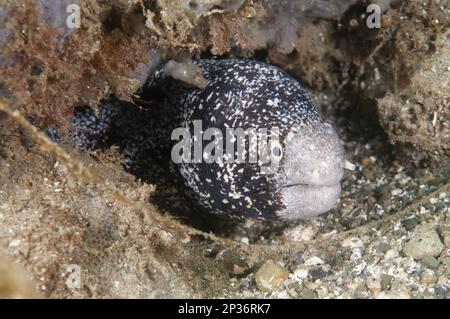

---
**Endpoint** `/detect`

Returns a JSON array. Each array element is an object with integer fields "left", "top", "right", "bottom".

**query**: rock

[
  {"left": 403, "top": 225, "right": 444, "bottom": 259},
  {"left": 222, "top": 251, "right": 250, "bottom": 275},
  {"left": 420, "top": 256, "right": 440, "bottom": 269},
  {"left": 292, "top": 267, "right": 309, "bottom": 280},
  {"left": 231, "top": 264, "right": 246, "bottom": 275},
  {"left": 401, "top": 217, "right": 419, "bottom": 231},
  {"left": 308, "top": 267, "right": 327, "bottom": 281},
  {"left": 351, "top": 261, "right": 367, "bottom": 276},
  {"left": 240, "top": 237, "right": 249, "bottom": 245},
  {"left": 420, "top": 270, "right": 437, "bottom": 285},
  {"left": 289, "top": 282, "right": 301, "bottom": 294},
  {"left": 342, "top": 237, "right": 364, "bottom": 248},
  {"left": 440, "top": 226, "right": 450, "bottom": 247},
  {"left": 376, "top": 290, "right": 411, "bottom": 299},
  {"left": 377, "top": 34, "right": 450, "bottom": 164},
  {"left": 284, "top": 225, "right": 318, "bottom": 242},
  {"left": 316, "top": 287, "right": 329, "bottom": 298},
  {"left": 380, "top": 274, "right": 393, "bottom": 291},
  {"left": 326, "top": 245, "right": 338, "bottom": 255},
  {"left": 350, "top": 248, "right": 363, "bottom": 260},
  {"left": 294, "top": 251, "right": 304, "bottom": 265},
  {"left": 254, "top": 260, "right": 289, "bottom": 292},
  {"left": 367, "top": 277, "right": 382, "bottom": 294},
  {"left": 353, "top": 285, "right": 370, "bottom": 299},
  {"left": 0, "top": 257, "right": 40, "bottom": 298},
  {"left": 434, "top": 285, "right": 449, "bottom": 299},
  {"left": 304, "top": 256, "right": 324, "bottom": 266},
  {"left": 299, "top": 288, "right": 317, "bottom": 299},
  {"left": 373, "top": 241, "right": 391, "bottom": 253},
  {"left": 384, "top": 249, "right": 399, "bottom": 259},
  {"left": 440, "top": 257, "right": 450, "bottom": 268},
  {"left": 437, "top": 275, "right": 448, "bottom": 286}
]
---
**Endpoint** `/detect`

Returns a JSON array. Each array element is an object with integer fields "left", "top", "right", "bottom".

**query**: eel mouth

[
  {"left": 279, "top": 181, "right": 342, "bottom": 220},
  {"left": 281, "top": 182, "right": 340, "bottom": 189}
]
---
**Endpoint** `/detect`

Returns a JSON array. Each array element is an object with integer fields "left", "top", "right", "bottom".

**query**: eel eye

[{"left": 271, "top": 141, "right": 283, "bottom": 161}]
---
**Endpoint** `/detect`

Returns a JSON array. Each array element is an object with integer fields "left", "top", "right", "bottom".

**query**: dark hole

[
  {"left": 101, "top": 6, "right": 122, "bottom": 33},
  {"left": 188, "top": 0, "right": 198, "bottom": 10},
  {"left": 31, "top": 65, "right": 43, "bottom": 76}
]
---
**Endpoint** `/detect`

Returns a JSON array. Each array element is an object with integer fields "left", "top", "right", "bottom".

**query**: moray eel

[{"left": 61, "top": 59, "right": 347, "bottom": 220}]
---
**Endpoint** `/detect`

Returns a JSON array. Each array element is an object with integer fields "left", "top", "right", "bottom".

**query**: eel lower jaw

[
  {"left": 278, "top": 182, "right": 342, "bottom": 220},
  {"left": 281, "top": 181, "right": 341, "bottom": 189}
]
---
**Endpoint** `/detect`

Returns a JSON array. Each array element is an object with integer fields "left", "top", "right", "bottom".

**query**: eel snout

[{"left": 278, "top": 123, "right": 346, "bottom": 220}]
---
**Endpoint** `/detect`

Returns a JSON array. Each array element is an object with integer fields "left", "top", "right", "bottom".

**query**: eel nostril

[{"left": 311, "top": 168, "right": 320, "bottom": 182}]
